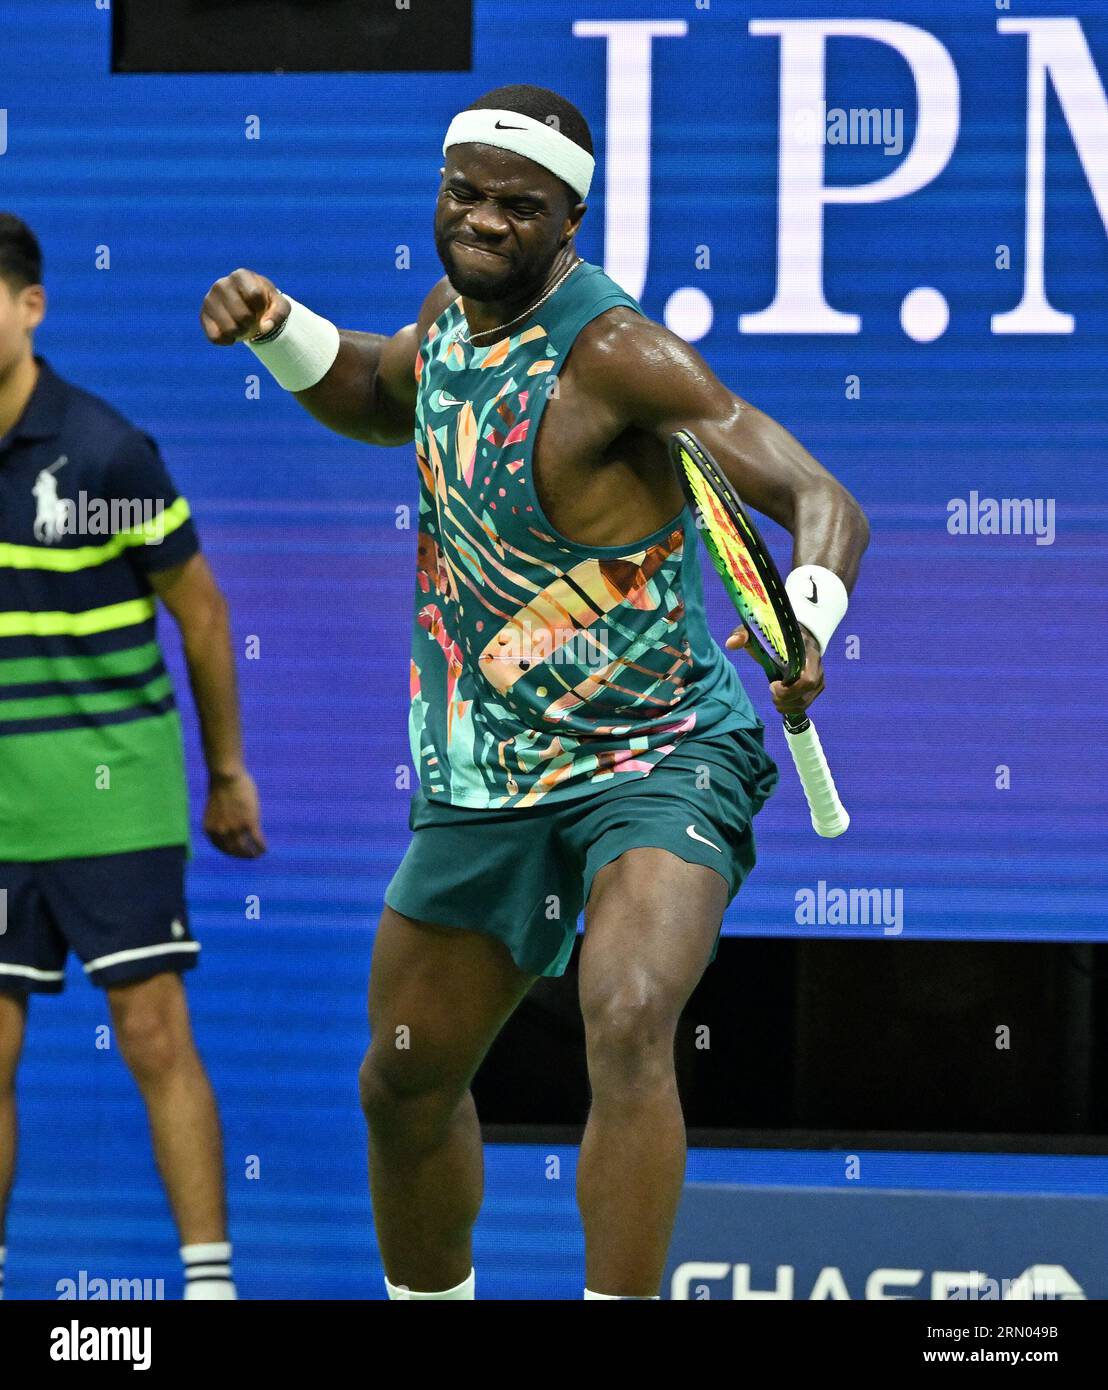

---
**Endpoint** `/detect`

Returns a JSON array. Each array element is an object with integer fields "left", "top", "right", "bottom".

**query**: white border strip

[
  {"left": 0, "top": 963, "right": 65, "bottom": 982},
  {"left": 83, "top": 941, "right": 201, "bottom": 974}
]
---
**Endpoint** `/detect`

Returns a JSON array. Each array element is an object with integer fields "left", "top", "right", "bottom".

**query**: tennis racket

[{"left": 670, "top": 429, "right": 850, "bottom": 838}]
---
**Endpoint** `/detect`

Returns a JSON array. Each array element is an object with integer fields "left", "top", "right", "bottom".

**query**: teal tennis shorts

[{"left": 384, "top": 724, "right": 779, "bottom": 978}]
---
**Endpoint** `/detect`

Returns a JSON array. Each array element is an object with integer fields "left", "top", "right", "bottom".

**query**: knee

[
  {"left": 358, "top": 1049, "right": 395, "bottom": 1121},
  {"left": 581, "top": 990, "right": 679, "bottom": 1094},
  {"left": 358, "top": 1047, "right": 461, "bottom": 1150},
  {"left": 112, "top": 1000, "right": 183, "bottom": 1081}
]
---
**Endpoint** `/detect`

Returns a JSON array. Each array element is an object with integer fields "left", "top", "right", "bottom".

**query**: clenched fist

[{"left": 200, "top": 268, "right": 290, "bottom": 345}]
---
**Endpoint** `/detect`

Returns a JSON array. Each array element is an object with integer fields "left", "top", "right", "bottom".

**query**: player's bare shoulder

[
  {"left": 567, "top": 306, "right": 717, "bottom": 423},
  {"left": 570, "top": 304, "right": 649, "bottom": 371},
  {"left": 416, "top": 275, "right": 461, "bottom": 345},
  {"left": 377, "top": 277, "right": 458, "bottom": 418}
]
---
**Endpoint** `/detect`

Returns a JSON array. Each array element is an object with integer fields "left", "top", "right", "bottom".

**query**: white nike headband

[{"left": 442, "top": 108, "right": 595, "bottom": 200}]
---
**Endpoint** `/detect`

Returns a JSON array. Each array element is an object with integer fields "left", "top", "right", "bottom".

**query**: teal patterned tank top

[{"left": 408, "top": 259, "right": 758, "bottom": 808}]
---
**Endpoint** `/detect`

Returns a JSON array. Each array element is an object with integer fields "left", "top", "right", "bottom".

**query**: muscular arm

[
  {"left": 293, "top": 275, "right": 457, "bottom": 443},
  {"left": 574, "top": 311, "right": 869, "bottom": 716},
  {"left": 580, "top": 312, "right": 870, "bottom": 590},
  {"left": 200, "top": 268, "right": 458, "bottom": 446},
  {"left": 292, "top": 323, "right": 423, "bottom": 446}
]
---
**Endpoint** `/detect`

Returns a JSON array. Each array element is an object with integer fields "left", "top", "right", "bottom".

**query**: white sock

[
  {"left": 181, "top": 1241, "right": 237, "bottom": 1300},
  {"left": 385, "top": 1266, "right": 475, "bottom": 1300},
  {"left": 584, "top": 1287, "right": 660, "bottom": 1299},
  {"left": 0, "top": 1244, "right": 6, "bottom": 1301}
]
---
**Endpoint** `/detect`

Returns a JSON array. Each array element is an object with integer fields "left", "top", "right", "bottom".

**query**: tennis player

[
  {"left": 0, "top": 214, "right": 265, "bottom": 1300},
  {"left": 201, "top": 84, "right": 868, "bottom": 1300}
]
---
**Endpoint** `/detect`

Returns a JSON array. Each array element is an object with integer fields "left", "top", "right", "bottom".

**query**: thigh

[
  {"left": 367, "top": 904, "right": 538, "bottom": 1095},
  {"left": 567, "top": 726, "right": 776, "bottom": 1010},
  {"left": 579, "top": 848, "right": 729, "bottom": 1021}
]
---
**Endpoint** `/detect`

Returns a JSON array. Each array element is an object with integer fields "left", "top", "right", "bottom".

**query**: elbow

[
  {"left": 853, "top": 498, "right": 871, "bottom": 553},
  {"left": 178, "top": 588, "right": 230, "bottom": 647},
  {"left": 830, "top": 481, "right": 869, "bottom": 553}
]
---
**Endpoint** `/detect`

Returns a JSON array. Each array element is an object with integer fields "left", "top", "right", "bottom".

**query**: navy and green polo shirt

[{"left": 0, "top": 357, "right": 198, "bottom": 861}]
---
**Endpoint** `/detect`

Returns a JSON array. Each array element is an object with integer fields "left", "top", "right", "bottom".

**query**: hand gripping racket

[{"left": 670, "top": 430, "right": 850, "bottom": 838}]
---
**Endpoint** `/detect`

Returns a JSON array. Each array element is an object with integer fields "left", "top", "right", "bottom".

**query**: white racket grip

[{"left": 783, "top": 719, "right": 850, "bottom": 838}]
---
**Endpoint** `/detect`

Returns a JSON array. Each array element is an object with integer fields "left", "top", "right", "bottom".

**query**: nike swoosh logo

[
  {"left": 686, "top": 825, "right": 723, "bottom": 853},
  {"left": 438, "top": 392, "right": 465, "bottom": 408},
  {"left": 495, "top": 121, "right": 526, "bottom": 130},
  {"left": 808, "top": 578, "right": 818, "bottom": 604}
]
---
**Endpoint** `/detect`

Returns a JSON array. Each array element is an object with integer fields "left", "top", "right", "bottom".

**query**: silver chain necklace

[{"left": 455, "top": 256, "right": 583, "bottom": 346}]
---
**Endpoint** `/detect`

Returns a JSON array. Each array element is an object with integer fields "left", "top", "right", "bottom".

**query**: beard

[{"left": 433, "top": 225, "right": 522, "bottom": 300}]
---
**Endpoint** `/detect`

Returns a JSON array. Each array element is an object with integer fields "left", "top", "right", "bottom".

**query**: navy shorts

[{"left": 0, "top": 846, "right": 197, "bottom": 994}]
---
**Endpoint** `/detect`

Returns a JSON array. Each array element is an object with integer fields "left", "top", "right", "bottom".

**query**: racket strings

[{"left": 683, "top": 466, "right": 792, "bottom": 668}]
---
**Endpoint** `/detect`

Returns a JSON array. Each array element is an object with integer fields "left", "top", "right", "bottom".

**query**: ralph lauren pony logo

[{"left": 32, "top": 455, "right": 69, "bottom": 543}]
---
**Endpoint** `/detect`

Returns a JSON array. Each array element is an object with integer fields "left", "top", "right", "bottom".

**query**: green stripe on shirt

[
  {"left": 0, "top": 497, "right": 192, "bottom": 572},
  {"left": 0, "top": 640, "right": 162, "bottom": 688},
  {"left": 0, "top": 596, "right": 156, "bottom": 638},
  {"left": 0, "top": 671, "right": 172, "bottom": 722}
]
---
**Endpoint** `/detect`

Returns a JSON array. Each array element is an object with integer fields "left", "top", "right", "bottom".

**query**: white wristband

[
  {"left": 245, "top": 295, "right": 340, "bottom": 392},
  {"left": 785, "top": 565, "right": 848, "bottom": 655}
]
